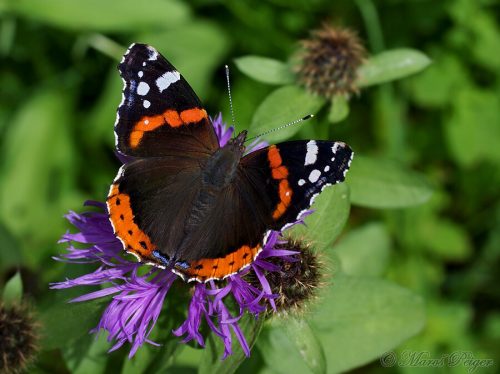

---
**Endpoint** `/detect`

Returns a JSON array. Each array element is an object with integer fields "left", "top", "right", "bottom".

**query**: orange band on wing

[
  {"left": 129, "top": 108, "right": 208, "bottom": 148},
  {"left": 267, "top": 145, "right": 282, "bottom": 168},
  {"left": 279, "top": 179, "right": 292, "bottom": 205},
  {"left": 180, "top": 244, "right": 261, "bottom": 282},
  {"left": 180, "top": 108, "right": 207, "bottom": 124},
  {"left": 267, "top": 146, "right": 292, "bottom": 220},
  {"left": 107, "top": 184, "right": 156, "bottom": 258},
  {"left": 272, "top": 165, "right": 289, "bottom": 179}
]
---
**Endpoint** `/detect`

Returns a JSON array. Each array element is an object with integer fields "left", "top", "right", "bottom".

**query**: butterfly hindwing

[
  {"left": 115, "top": 43, "right": 219, "bottom": 158},
  {"left": 107, "top": 156, "right": 204, "bottom": 265}
]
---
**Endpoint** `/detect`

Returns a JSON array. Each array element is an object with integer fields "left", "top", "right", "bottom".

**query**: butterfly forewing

[
  {"left": 115, "top": 43, "right": 219, "bottom": 158},
  {"left": 240, "top": 140, "right": 353, "bottom": 230}
]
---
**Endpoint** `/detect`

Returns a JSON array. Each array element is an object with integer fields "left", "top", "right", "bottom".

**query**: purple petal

[
  {"left": 70, "top": 286, "right": 121, "bottom": 302},
  {"left": 212, "top": 113, "right": 234, "bottom": 147}
]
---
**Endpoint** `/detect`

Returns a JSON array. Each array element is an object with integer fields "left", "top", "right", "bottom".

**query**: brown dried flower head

[
  {"left": 296, "top": 24, "right": 366, "bottom": 98},
  {"left": 247, "top": 238, "right": 324, "bottom": 314},
  {"left": 0, "top": 303, "right": 39, "bottom": 374}
]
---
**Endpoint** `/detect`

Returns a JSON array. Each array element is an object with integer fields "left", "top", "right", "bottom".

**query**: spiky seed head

[
  {"left": 296, "top": 23, "right": 366, "bottom": 98},
  {"left": 247, "top": 238, "right": 324, "bottom": 314},
  {"left": 0, "top": 303, "right": 39, "bottom": 374}
]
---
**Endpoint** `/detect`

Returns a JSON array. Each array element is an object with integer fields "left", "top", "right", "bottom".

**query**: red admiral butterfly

[{"left": 107, "top": 44, "right": 353, "bottom": 283}]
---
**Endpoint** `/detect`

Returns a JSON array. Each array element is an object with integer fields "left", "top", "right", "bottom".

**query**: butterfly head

[{"left": 228, "top": 130, "right": 248, "bottom": 153}]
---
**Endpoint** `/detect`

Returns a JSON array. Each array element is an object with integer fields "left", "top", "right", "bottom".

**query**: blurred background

[{"left": 0, "top": 0, "right": 499, "bottom": 373}]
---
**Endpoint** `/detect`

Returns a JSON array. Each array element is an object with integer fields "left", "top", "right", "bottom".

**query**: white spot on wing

[
  {"left": 113, "top": 45, "right": 133, "bottom": 148},
  {"left": 305, "top": 140, "right": 318, "bottom": 166},
  {"left": 298, "top": 179, "right": 306, "bottom": 186},
  {"left": 143, "top": 100, "right": 151, "bottom": 108},
  {"left": 344, "top": 151, "right": 354, "bottom": 177},
  {"left": 114, "top": 77, "right": 127, "bottom": 148},
  {"left": 138, "top": 71, "right": 144, "bottom": 78},
  {"left": 137, "top": 82, "right": 150, "bottom": 96},
  {"left": 156, "top": 71, "right": 181, "bottom": 92},
  {"left": 147, "top": 46, "right": 159, "bottom": 61},
  {"left": 324, "top": 165, "right": 330, "bottom": 172},
  {"left": 308, "top": 169, "right": 321, "bottom": 183},
  {"left": 332, "top": 143, "right": 340, "bottom": 154},
  {"left": 144, "top": 119, "right": 149, "bottom": 125}
]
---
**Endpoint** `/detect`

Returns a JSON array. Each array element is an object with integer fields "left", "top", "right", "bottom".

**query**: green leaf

[
  {"left": 250, "top": 86, "right": 325, "bottom": 143},
  {"left": 403, "top": 301, "right": 472, "bottom": 354},
  {"left": 4, "top": 0, "right": 190, "bottom": 32},
  {"left": 2, "top": 272, "right": 23, "bottom": 305},
  {"left": 0, "top": 89, "right": 78, "bottom": 262},
  {"left": 69, "top": 334, "right": 109, "bottom": 374},
  {"left": 290, "top": 183, "right": 350, "bottom": 252},
  {"left": 284, "top": 319, "right": 326, "bottom": 374},
  {"left": 174, "top": 346, "right": 202, "bottom": 371},
  {"left": 141, "top": 312, "right": 182, "bottom": 373},
  {"left": 406, "top": 53, "right": 469, "bottom": 108},
  {"left": 258, "top": 318, "right": 326, "bottom": 374},
  {"left": 84, "top": 33, "right": 126, "bottom": 61},
  {"left": 419, "top": 219, "right": 472, "bottom": 261},
  {"left": 328, "top": 95, "right": 349, "bottom": 124},
  {"left": 40, "top": 299, "right": 104, "bottom": 350},
  {"left": 311, "top": 274, "right": 425, "bottom": 373},
  {"left": 61, "top": 333, "right": 94, "bottom": 373},
  {"left": 122, "top": 343, "right": 154, "bottom": 374},
  {"left": 469, "top": 12, "right": 500, "bottom": 71},
  {"left": 448, "top": 0, "right": 500, "bottom": 70},
  {"left": 234, "top": 56, "right": 295, "bottom": 85},
  {"left": 347, "top": 156, "right": 433, "bottom": 209},
  {"left": 334, "top": 223, "right": 391, "bottom": 277},
  {"left": 199, "top": 313, "right": 264, "bottom": 374},
  {"left": 445, "top": 88, "right": 500, "bottom": 167},
  {"left": 357, "top": 49, "right": 431, "bottom": 87},
  {"left": 0, "top": 222, "right": 22, "bottom": 271}
]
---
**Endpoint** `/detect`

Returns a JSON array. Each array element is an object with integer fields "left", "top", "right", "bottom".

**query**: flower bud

[
  {"left": 248, "top": 238, "right": 324, "bottom": 314},
  {"left": 0, "top": 302, "right": 39, "bottom": 374},
  {"left": 296, "top": 24, "right": 366, "bottom": 98}
]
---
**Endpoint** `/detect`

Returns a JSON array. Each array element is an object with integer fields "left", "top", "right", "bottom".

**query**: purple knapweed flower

[{"left": 52, "top": 115, "right": 309, "bottom": 358}]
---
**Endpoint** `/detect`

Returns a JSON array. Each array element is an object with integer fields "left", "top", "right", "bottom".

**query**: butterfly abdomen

[{"left": 173, "top": 144, "right": 244, "bottom": 261}]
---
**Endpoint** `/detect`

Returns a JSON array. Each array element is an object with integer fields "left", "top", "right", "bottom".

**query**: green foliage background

[{"left": 0, "top": 0, "right": 499, "bottom": 373}]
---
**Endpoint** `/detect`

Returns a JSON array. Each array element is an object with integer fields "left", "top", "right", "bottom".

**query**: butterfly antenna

[
  {"left": 225, "top": 65, "right": 237, "bottom": 130},
  {"left": 245, "top": 114, "right": 314, "bottom": 142}
]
